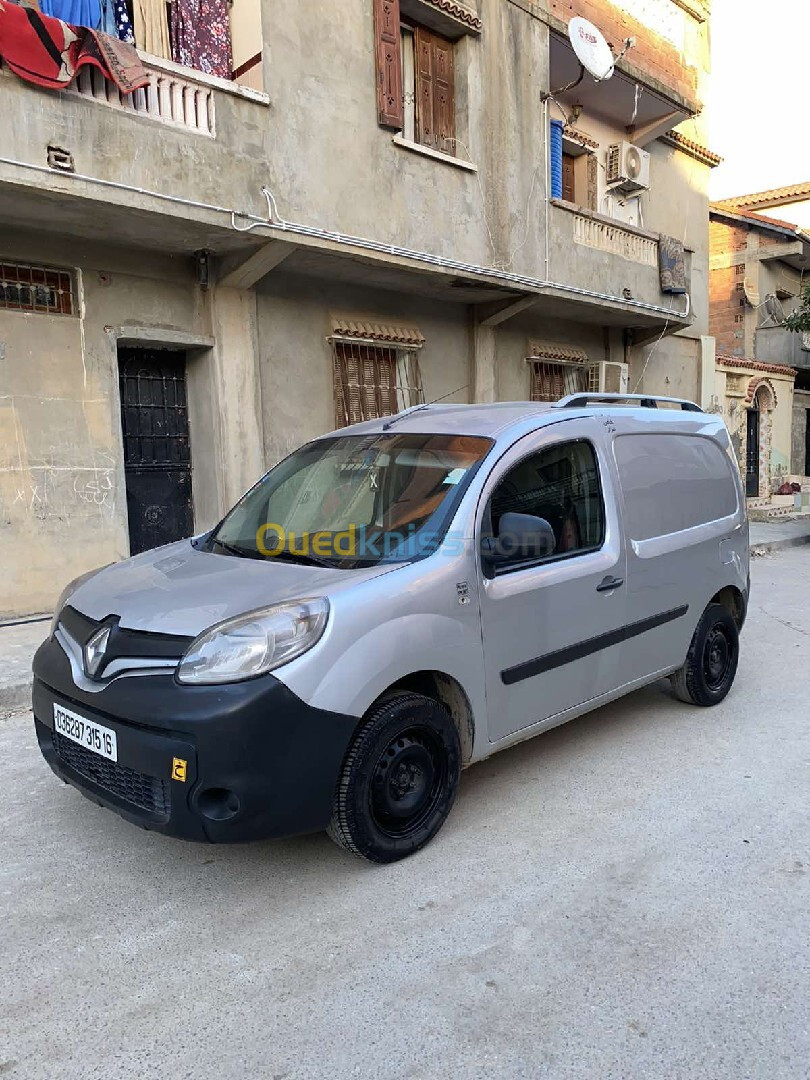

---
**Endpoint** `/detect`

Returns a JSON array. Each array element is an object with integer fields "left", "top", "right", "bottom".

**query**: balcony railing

[
  {"left": 572, "top": 212, "right": 659, "bottom": 267},
  {"left": 67, "top": 61, "right": 215, "bottom": 136}
]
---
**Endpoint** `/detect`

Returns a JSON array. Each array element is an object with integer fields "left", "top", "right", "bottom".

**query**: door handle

[{"left": 596, "top": 575, "right": 624, "bottom": 592}]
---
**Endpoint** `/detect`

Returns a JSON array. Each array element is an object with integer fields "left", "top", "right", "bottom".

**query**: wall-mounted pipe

[{"left": 0, "top": 156, "right": 690, "bottom": 321}]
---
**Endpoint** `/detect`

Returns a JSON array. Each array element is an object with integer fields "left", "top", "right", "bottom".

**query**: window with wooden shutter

[
  {"left": 414, "top": 24, "right": 455, "bottom": 153},
  {"left": 586, "top": 153, "right": 598, "bottom": 211},
  {"left": 562, "top": 153, "right": 576, "bottom": 203},
  {"left": 332, "top": 340, "right": 425, "bottom": 427},
  {"left": 374, "top": 0, "right": 404, "bottom": 129}
]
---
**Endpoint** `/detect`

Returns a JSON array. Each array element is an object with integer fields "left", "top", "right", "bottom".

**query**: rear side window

[
  {"left": 614, "top": 433, "right": 737, "bottom": 541},
  {"left": 489, "top": 440, "right": 605, "bottom": 558}
]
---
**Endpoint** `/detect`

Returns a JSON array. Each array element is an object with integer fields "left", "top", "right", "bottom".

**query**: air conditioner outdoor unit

[
  {"left": 606, "top": 142, "right": 651, "bottom": 193},
  {"left": 587, "top": 361, "right": 629, "bottom": 395}
]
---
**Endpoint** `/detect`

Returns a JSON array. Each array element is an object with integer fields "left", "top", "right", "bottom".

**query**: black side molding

[{"left": 501, "top": 605, "right": 689, "bottom": 686}]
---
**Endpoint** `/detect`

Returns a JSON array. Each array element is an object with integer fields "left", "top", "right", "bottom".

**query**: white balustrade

[
  {"left": 573, "top": 213, "right": 659, "bottom": 267},
  {"left": 67, "top": 63, "right": 216, "bottom": 137}
]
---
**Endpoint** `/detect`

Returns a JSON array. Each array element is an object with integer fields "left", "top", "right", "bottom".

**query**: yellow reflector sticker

[{"left": 171, "top": 757, "right": 188, "bottom": 782}]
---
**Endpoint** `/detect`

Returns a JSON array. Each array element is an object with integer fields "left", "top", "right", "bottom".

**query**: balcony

[
  {"left": 0, "top": 49, "right": 270, "bottom": 257},
  {"left": 546, "top": 200, "right": 692, "bottom": 331},
  {"left": 66, "top": 55, "right": 221, "bottom": 137},
  {"left": 756, "top": 325, "right": 810, "bottom": 373}
]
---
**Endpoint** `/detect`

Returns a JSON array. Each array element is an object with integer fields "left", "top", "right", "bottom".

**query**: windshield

[{"left": 209, "top": 433, "right": 493, "bottom": 568}]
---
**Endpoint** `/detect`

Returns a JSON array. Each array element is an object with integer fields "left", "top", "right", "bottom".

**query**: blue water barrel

[{"left": 549, "top": 119, "right": 564, "bottom": 200}]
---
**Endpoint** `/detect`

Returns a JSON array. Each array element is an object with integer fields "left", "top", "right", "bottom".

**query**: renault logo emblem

[{"left": 83, "top": 625, "right": 112, "bottom": 679}]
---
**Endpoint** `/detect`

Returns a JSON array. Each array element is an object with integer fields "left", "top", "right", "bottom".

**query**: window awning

[
  {"left": 331, "top": 319, "right": 426, "bottom": 347},
  {"left": 527, "top": 343, "right": 590, "bottom": 364},
  {"left": 400, "top": 0, "right": 482, "bottom": 37}
]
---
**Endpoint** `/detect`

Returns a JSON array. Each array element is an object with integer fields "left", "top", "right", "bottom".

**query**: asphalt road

[{"left": 2, "top": 548, "right": 809, "bottom": 1080}]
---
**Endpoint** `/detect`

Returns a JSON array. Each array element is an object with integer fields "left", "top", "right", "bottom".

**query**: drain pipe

[{"left": 0, "top": 156, "right": 690, "bottom": 321}]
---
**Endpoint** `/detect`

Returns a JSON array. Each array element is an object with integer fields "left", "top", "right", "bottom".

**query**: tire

[
  {"left": 670, "top": 603, "right": 739, "bottom": 706},
  {"left": 327, "top": 692, "right": 461, "bottom": 863}
]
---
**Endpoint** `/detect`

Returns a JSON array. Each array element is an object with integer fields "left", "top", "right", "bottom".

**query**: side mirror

[{"left": 481, "top": 512, "right": 556, "bottom": 568}]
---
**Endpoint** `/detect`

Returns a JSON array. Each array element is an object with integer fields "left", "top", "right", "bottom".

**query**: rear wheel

[
  {"left": 327, "top": 693, "right": 461, "bottom": 863},
  {"left": 671, "top": 603, "right": 739, "bottom": 706}
]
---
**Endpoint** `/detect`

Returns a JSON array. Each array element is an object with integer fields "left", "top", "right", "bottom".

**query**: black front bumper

[{"left": 32, "top": 635, "right": 358, "bottom": 843}]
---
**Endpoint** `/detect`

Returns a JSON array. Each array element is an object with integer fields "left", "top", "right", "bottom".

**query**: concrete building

[
  {"left": 1, "top": 0, "right": 716, "bottom": 617},
  {"left": 709, "top": 189, "right": 810, "bottom": 500}
]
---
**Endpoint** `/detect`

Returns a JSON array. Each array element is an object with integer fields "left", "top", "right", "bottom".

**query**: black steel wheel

[
  {"left": 671, "top": 602, "right": 739, "bottom": 706},
  {"left": 328, "top": 693, "right": 461, "bottom": 863}
]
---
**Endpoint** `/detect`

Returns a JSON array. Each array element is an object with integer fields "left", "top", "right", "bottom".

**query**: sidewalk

[
  {"left": 0, "top": 617, "right": 49, "bottom": 715},
  {"left": 749, "top": 518, "right": 810, "bottom": 554},
  {"left": 3, "top": 520, "right": 810, "bottom": 715}
]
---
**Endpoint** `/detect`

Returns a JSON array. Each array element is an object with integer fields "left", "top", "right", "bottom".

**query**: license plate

[{"left": 53, "top": 703, "right": 118, "bottom": 762}]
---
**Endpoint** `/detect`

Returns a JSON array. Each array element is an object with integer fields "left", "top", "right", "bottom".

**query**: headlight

[
  {"left": 50, "top": 567, "right": 108, "bottom": 636},
  {"left": 176, "top": 598, "right": 329, "bottom": 685}
]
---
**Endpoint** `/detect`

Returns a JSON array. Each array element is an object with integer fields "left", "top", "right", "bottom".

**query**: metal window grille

[
  {"left": 529, "top": 359, "right": 588, "bottom": 403},
  {"left": 0, "top": 261, "right": 75, "bottom": 315},
  {"left": 118, "top": 356, "right": 191, "bottom": 468},
  {"left": 332, "top": 339, "right": 424, "bottom": 427}
]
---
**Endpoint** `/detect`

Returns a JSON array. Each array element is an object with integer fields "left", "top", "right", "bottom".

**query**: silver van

[{"left": 33, "top": 393, "right": 748, "bottom": 863}]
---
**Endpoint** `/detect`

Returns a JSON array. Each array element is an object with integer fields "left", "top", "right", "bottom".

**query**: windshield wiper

[
  {"left": 212, "top": 538, "right": 265, "bottom": 560},
  {"left": 269, "top": 549, "right": 337, "bottom": 569}
]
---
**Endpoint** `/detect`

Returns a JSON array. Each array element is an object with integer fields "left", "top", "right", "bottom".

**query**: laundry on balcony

[
  {"left": 0, "top": 0, "right": 149, "bottom": 92},
  {"left": 659, "top": 234, "right": 687, "bottom": 295},
  {"left": 169, "top": 0, "right": 231, "bottom": 81}
]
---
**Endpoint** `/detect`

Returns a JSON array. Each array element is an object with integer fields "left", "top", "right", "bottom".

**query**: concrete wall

[
  {"left": 0, "top": 229, "right": 264, "bottom": 617},
  {"left": 792, "top": 390, "right": 810, "bottom": 477},
  {"left": 255, "top": 275, "right": 472, "bottom": 466}
]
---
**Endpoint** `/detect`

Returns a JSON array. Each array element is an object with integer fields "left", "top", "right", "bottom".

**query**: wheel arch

[
  {"left": 375, "top": 671, "right": 476, "bottom": 766},
  {"left": 710, "top": 584, "right": 747, "bottom": 629}
]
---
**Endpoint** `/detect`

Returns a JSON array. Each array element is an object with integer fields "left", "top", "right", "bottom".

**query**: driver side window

[{"left": 489, "top": 439, "right": 605, "bottom": 560}]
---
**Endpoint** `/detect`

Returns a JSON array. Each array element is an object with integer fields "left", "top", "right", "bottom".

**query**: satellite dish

[
  {"left": 765, "top": 294, "right": 786, "bottom": 324},
  {"left": 743, "top": 277, "right": 760, "bottom": 308},
  {"left": 569, "top": 17, "right": 615, "bottom": 81}
]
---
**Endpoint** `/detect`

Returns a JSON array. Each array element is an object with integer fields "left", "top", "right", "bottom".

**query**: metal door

[
  {"left": 805, "top": 409, "right": 810, "bottom": 477},
  {"left": 118, "top": 348, "right": 193, "bottom": 555},
  {"left": 745, "top": 408, "right": 759, "bottom": 497},
  {"left": 477, "top": 422, "right": 627, "bottom": 743}
]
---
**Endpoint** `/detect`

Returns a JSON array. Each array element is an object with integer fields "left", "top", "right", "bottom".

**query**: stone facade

[{"left": 708, "top": 202, "right": 810, "bottom": 497}]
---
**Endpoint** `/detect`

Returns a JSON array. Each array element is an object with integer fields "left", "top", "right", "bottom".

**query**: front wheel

[
  {"left": 670, "top": 602, "right": 739, "bottom": 706},
  {"left": 327, "top": 693, "right": 461, "bottom": 863}
]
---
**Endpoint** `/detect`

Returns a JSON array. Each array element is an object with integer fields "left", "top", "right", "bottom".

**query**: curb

[{"left": 749, "top": 535, "right": 810, "bottom": 556}]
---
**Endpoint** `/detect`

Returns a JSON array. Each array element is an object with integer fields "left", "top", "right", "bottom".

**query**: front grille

[{"left": 53, "top": 733, "right": 170, "bottom": 820}]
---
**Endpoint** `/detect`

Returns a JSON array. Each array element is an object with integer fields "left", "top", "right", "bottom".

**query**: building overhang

[
  {"left": 0, "top": 160, "right": 690, "bottom": 333},
  {"left": 547, "top": 28, "right": 696, "bottom": 143},
  {"left": 710, "top": 207, "right": 810, "bottom": 271}
]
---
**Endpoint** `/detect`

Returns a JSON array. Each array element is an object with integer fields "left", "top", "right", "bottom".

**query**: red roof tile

[
  {"left": 714, "top": 182, "right": 810, "bottom": 211},
  {"left": 716, "top": 355, "right": 797, "bottom": 377}
]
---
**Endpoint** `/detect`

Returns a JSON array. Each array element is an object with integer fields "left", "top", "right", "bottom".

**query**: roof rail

[{"left": 553, "top": 393, "right": 703, "bottom": 413}]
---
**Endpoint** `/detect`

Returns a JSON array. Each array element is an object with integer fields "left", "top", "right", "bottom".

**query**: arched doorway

[{"left": 744, "top": 378, "right": 777, "bottom": 499}]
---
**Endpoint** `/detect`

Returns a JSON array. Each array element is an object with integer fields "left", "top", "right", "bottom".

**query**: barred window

[
  {"left": 529, "top": 360, "right": 588, "bottom": 403},
  {"left": 0, "top": 262, "right": 75, "bottom": 316},
  {"left": 332, "top": 339, "right": 424, "bottom": 427}
]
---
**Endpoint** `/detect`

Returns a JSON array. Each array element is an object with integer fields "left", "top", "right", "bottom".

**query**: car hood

[{"left": 69, "top": 540, "right": 398, "bottom": 637}]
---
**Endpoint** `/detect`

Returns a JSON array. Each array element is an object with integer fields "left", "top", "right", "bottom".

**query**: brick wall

[
  {"left": 709, "top": 220, "right": 749, "bottom": 353},
  {"left": 547, "top": 0, "right": 700, "bottom": 107}
]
